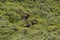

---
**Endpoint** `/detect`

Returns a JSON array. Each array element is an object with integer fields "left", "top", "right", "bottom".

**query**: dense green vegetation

[{"left": 0, "top": 0, "right": 60, "bottom": 40}]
